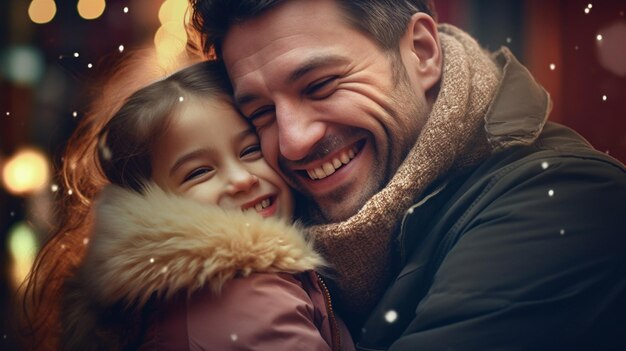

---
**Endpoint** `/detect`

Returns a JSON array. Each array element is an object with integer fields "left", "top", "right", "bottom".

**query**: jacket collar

[{"left": 484, "top": 47, "right": 551, "bottom": 150}]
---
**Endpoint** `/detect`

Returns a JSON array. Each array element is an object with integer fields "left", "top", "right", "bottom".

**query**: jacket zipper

[
  {"left": 315, "top": 272, "right": 341, "bottom": 351},
  {"left": 398, "top": 182, "right": 448, "bottom": 263}
]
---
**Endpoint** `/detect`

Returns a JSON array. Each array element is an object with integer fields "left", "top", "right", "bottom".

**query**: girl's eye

[
  {"left": 183, "top": 167, "right": 213, "bottom": 182},
  {"left": 241, "top": 144, "right": 262, "bottom": 159},
  {"left": 305, "top": 76, "right": 338, "bottom": 99}
]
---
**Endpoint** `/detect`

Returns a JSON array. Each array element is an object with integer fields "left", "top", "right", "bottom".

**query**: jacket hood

[{"left": 76, "top": 184, "right": 325, "bottom": 308}]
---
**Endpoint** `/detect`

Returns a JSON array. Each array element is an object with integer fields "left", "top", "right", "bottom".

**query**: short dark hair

[{"left": 189, "top": 0, "right": 437, "bottom": 58}]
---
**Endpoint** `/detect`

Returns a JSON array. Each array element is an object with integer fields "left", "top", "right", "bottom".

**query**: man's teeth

[
  {"left": 307, "top": 147, "right": 357, "bottom": 180},
  {"left": 254, "top": 198, "right": 271, "bottom": 212}
]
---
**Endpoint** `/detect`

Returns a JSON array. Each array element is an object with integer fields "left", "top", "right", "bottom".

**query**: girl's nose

[{"left": 225, "top": 168, "right": 259, "bottom": 195}]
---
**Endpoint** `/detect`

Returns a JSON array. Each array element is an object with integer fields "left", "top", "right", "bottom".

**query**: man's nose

[{"left": 276, "top": 102, "right": 325, "bottom": 161}]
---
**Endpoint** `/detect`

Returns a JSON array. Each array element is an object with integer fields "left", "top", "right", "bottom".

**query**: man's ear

[{"left": 399, "top": 12, "right": 442, "bottom": 93}]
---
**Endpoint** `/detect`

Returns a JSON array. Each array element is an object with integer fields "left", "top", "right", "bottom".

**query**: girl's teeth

[{"left": 253, "top": 198, "right": 271, "bottom": 212}]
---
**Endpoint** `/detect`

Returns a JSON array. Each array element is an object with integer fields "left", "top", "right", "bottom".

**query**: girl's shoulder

[{"left": 142, "top": 271, "right": 334, "bottom": 350}]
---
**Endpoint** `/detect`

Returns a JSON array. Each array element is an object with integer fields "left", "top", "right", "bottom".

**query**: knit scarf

[{"left": 306, "top": 24, "right": 502, "bottom": 322}]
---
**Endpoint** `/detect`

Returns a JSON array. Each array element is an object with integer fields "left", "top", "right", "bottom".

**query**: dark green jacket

[{"left": 357, "top": 52, "right": 626, "bottom": 351}]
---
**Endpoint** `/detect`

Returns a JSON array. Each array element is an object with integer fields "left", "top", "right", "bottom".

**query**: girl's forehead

[{"left": 172, "top": 95, "right": 249, "bottom": 133}]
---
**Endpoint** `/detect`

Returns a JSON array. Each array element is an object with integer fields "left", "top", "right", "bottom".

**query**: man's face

[{"left": 222, "top": 0, "right": 431, "bottom": 222}]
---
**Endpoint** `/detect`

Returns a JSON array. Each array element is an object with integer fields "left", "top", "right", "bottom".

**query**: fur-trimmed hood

[
  {"left": 61, "top": 184, "right": 325, "bottom": 349},
  {"left": 73, "top": 183, "right": 325, "bottom": 308}
]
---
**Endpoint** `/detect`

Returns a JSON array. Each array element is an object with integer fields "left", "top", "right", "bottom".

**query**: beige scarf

[{"left": 307, "top": 24, "right": 502, "bottom": 321}]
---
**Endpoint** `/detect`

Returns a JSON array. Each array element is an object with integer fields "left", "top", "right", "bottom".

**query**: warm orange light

[
  {"left": 155, "top": 22, "right": 187, "bottom": 71},
  {"left": 77, "top": 0, "right": 106, "bottom": 20},
  {"left": 28, "top": 0, "right": 57, "bottom": 24},
  {"left": 2, "top": 148, "right": 50, "bottom": 195},
  {"left": 154, "top": 0, "right": 190, "bottom": 71},
  {"left": 158, "top": 0, "right": 188, "bottom": 25}
]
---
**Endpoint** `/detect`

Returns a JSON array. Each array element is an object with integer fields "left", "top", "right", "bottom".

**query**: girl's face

[{"left": 151, "top": 96, "right": 294, "bottom": 220}]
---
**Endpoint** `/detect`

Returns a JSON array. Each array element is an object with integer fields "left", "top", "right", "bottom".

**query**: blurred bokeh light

[
  {"left": 7, "top": 221, "right": 39, "bottom": 290},
  {"left": 1, "top": 46, "right": 45, "bottom": 86},
  {"left": 1, "top": 148, "right": 50, "bottom": 196},
  {"left": 28, "top": 0, "right": 57, "bottom": 24},
  {"left": 77, "top": 0, "right": 107, "bottom": 20}
]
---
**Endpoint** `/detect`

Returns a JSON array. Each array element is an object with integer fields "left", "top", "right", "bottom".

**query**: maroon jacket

[{"left": 61, "top": 185, "right": 354, "bottom": 350}]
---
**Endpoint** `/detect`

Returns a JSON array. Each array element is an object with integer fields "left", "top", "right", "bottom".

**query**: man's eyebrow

[{"left": 234, "top": 55, "right": 349, "bottom": 108}]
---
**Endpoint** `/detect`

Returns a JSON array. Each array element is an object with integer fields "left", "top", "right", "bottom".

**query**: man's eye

[
  {"left": 241, "top": 144, "right": 262, "bottom": 159},
  {"left": 247, "top": 106, "right": 275, "bottom": 131},
  {"left": 248, "top": 106, "right": 275, "bottom": 122},
  {"left": 183, "top": 167, "right": 213, "bottom": 182},
  {"left": 305, "top": 76, "right": 338, "bottom": 99}
]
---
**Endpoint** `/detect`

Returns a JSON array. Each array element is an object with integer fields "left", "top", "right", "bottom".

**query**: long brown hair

[{"left": 18, "top": 48, "right": 203, "bottom": 351}]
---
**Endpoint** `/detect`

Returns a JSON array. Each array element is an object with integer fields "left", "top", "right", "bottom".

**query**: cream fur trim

[{"left": 79, "top": 184, "right": 325, "bottom": 307}]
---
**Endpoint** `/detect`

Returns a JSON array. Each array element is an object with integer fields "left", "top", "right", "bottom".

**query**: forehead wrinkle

[
  {"left": 234, "top": 52, "right": 349, "bottom": 109},
  {"left": 228, "top": 42, "right": 308, "bottom": 108},
  {"left": 226, "top": 32, "right": 307, "bottom": 80}
]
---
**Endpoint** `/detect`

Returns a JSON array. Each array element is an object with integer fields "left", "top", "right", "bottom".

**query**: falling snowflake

[
  {"left": 72, "top": 111, "right": 78, "bottom": 118},
  {"left": 549, "top": 63, "right": 556, "bottom": 71},
  {"left": 123, "top": 6, "right": 129, "bottom": 13},
  {"left": 384, "top": 310, "right": 398, "bottom": 323},
  {"left": 596, "top": 34, "right": 603, "bottom": 41},
  {"left": 179, "top": 96, "right": 184, "bottom": 102},
  {"left": 602, "top": 95, "right": 607, "bottom": 101},
  {"left": 119, "top": 45, "right": 125, "bottom": 53},
  {"left": 541, "top": 161, "right": 550, "bottom": 170},
  {"left": 74, "top": 52, "right": 79, "bottom": 57},
  {"left": 87, "top": 63, "right": 93, "bottom": 68},
  {"left": 230, "top": 334, "right": 238, "bottom": 342},
  {"left": 83, "top": 238, "right": 89, "bottom": 245},
  {"left": 5, "top": 112, "right": 9, "bottom": 116},
  {"left": 150, "top": 258, "right": 155, "bottom": 263},
  {"left": 560, "top": 229, "right": 566, "bottom": 235},
  {"left": 51, "top": 184, "right": 59, "bottom": 192},
  {"left": 548, "top": 189, "right": 555, "bottom": 197}
]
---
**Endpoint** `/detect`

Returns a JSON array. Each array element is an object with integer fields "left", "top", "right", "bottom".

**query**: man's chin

[{"left": 314, "top": 200, "right": 363, "bottom": 224}]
